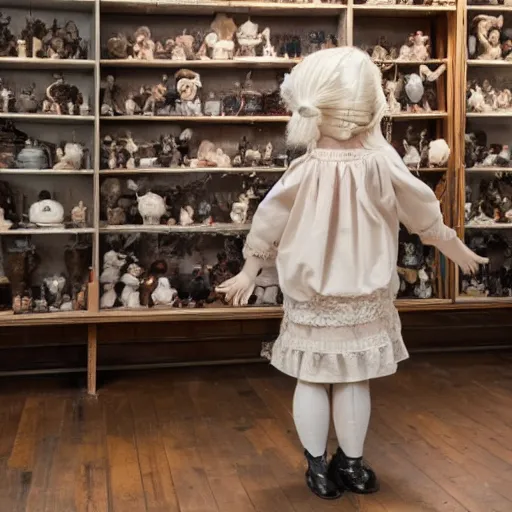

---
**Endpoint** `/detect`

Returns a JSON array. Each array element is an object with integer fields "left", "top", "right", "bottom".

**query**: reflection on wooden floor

[{"left": 0, "top": 352, "right": 512, "bottom": 511}]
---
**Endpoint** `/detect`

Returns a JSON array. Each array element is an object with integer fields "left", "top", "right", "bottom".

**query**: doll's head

[{"left": 280, "top": 47, "right": 387, "bottom": 147}]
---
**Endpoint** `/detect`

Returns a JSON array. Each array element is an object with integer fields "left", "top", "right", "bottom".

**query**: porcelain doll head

[
  {"left": 280, "top": 47, "right": 387, "bottom": 147},
  {"left": 488, "top": 29, "right": 500, "bottom": 47}
]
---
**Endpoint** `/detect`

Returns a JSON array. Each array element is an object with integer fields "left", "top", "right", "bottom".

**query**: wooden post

[{"left": 87, "top": 324, "right": 98, "bottom": 396}]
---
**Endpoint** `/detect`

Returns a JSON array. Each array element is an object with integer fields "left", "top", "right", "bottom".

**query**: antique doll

[{"left": 217, "top": 48, "right": 487, "bottom": 500}]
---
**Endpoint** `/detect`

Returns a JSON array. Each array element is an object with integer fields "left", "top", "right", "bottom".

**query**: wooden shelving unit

[{"left": 0, "top": 0, "right": 494, "bottom": 393}]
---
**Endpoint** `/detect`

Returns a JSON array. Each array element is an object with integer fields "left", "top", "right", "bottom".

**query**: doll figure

[{"left": 216, "top": 47, "right": 487, "bottom": 502}]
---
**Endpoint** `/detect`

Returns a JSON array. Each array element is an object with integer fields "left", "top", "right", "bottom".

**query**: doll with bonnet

[{"left": 217, "top": 47, "right": 487, "bottom": 501}]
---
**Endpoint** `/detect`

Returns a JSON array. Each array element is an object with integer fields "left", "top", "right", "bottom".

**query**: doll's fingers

[
  {"left": 241, "top": 286, "right": 254, "bottom": 306},
  {"left": 234, "top": 288, "right": 245, "bottom": 307},
  {"left": 216, "top": 277, "right": 237, "bottom": 292}
]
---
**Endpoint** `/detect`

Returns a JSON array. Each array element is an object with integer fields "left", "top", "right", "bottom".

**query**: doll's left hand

[{"left": 216, "top": 271, "right": 255, "bottom": 306}]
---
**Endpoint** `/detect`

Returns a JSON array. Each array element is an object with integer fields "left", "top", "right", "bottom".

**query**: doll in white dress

[{"left": 217, "top": 47, "right": 487, "bottom": 500}]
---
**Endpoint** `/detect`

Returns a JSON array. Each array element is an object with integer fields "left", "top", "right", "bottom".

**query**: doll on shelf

[{"left": 216, "top": 47, "right": 488, "bottom": 502}]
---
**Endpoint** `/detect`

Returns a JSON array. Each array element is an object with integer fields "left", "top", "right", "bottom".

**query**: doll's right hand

[
  {"left": 435, "top": 237, "right": 489, "bottom": 274},
  {"left": 216, "top": 272, "right": 255, "bottom": 307}
]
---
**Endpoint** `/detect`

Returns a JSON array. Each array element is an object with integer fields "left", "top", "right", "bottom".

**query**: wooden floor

[{"left": 1, "top": 353, "right": 512, "bottom": 512}]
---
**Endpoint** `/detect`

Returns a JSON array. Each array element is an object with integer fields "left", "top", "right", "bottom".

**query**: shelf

[
  {"left": 101, "top": 58, "right": 300, "bottom": 69},
  {"left": 373, "top": 59, "right": 448, "bottom": 65},
  {"left": 467, "top": 59, "right": 512, "bottom": 67},
  {"left": 353, "top": 4, "right": 456, "bottom": 16},
  {"left": 0, "top": 114, "right": 95, "bottom": 123},
  {"left": 0, "top": 227, "right": 95, "bottom": 236},
  {"left": 99, "top": 0, "right": 347, "bottom": 15},
  {"left": 456, "top": 296, "right": 512, "bottom": 304},
  {"left": 0, "top": 0, "right": 94, "bottom": 10},
  {"left": 466, "top": 112, "right": 512, "bottom": 118},
  {"left": 99, "top": 115, "right": 290, "bottom": 123},
  {"left": 467, "top": 4, "right": 512, "bottom": 11},
  {"left": 99, "top": 166, "right": 285, "bottom": 175},
  {"left": 0, "top": 58, "right": 95, "bottom": 70},
  {"left": 99, "top": 223, "right": 251, "bottom": 234},
  {"left": 465, "top": 167, "right": 511, "bottom": 173},
  {"left": 407, "top": 167, "right": 448, "bottom": 172},
  {"left": 0, "top": 169, "right": 94, "bottom": 175},
  {"left": 465, "top": 223, "right": 512, "bottom": 230},
  {"left": 388, "top": 111, "right": 448, "bottom": 120}
]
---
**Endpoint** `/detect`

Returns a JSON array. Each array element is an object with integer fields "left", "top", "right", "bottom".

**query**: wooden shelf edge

[
  {"left": 0, "top": 228, "right": 95, "bottom": 236},
  {"left": 0, "top": 57, "right": 95, "bottom": 69},
  {"left": 353, "top": 4, "right": 455, "bottom": 11},
  {"left": 100, "top": 58, "right": 300, "bottom": 68},
  {"left": 98, "top": 223, "right": 251, "bottom": 234},
  {"left": 467, "top": 59, "right": 512, "bottom": 67},
  {"left": 99, "top": 115, "right": 291, "bottom": 123},
  {"left": 99, "top": 166, "right": 286, "bottom": 174},
  {"left": 0, "top": 169, "right": 94, "bottom": 175},
  {"left": 0, "top": 114, "right": 95, "bottom": 122}
]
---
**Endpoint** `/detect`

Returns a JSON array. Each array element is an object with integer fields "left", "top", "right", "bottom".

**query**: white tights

[{"left": 293, "top": 379, "right": 371, "bottom": 458}]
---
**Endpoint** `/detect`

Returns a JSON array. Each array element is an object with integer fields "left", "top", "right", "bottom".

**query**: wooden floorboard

[{"left": 0, "top": 353, "right": 512, "bottom": 511}]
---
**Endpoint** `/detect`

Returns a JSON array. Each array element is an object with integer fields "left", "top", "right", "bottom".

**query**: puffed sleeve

[
  {"left": 243, "top": 155, "right": 307, "bottom": 261},
  {"left": 382, "top": 148, "right": 456, "bottom": 245}
]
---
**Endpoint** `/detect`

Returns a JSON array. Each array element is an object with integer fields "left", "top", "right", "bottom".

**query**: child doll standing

[{"left": 217, "top": 47, "right": 487, "bottom": 500}]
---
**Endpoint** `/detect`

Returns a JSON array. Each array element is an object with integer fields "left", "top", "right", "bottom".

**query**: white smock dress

[{"left": 244, "top": 145, "right": 456, "bottom": 384}]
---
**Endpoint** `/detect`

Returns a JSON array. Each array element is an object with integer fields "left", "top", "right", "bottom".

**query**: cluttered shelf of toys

[{"left": 100, "top": 58, "right": 301, "bottom": 68}]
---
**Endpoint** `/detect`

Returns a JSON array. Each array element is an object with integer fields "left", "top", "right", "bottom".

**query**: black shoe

[
  {"left": 304, "top": 450, "right": 343, "bottom": 500},
  {"left": 329, "top": 447, "right": 379, "bottom": 494}
]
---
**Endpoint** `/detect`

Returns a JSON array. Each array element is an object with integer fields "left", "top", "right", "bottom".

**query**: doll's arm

[
  {"left": 386, "top": 152, "right": 488, "bottom": 273},
  {"left": 216, "top": 161, "right": 305, "bottom": 306}
]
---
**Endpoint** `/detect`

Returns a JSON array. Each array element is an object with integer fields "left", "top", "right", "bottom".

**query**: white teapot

[
  {"left": 137, "top": 191, "right": 166, "bottom": 225},
  {"left": 29, "top": 191, "right": 64, "bottom": 226}
]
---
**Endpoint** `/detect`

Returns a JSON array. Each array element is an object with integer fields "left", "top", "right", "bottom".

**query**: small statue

[
  {"left": 53, "top": 141, "right": 84, "bottom": 170},
  {"left": 0, "top": 79, "right": 14, "bottom": 113},
  {"left": 128, "top": 180, "right": 167, "bottom": 225},
  {"left": 467, "top": 85, "right": 489, "bottom": 113},
  {"left": 261, "top": 28, "right": 277, "bottom": 58},
  {"left": 133, "top": 26, "right": 155, "bottom": 60},
  {"left": 101, "top": 75, "right": 123, "bottom": 116},
  {"left": 236, "top": 19, "right": 263, "bottom": 57},
  {"left": 428, "top": 139, "right": 450, "bottom": 167},
  {"left": 179, "top": 206, "right": 194, "bottom": 226},
  {"left": 200, "top": 13, "right": 237, "bottom": 60},
  {"left": 174, "top": 69, "right": 202, "bottom": 116},
  {"left": 245, "top": 146, "right": 262, "bottom": 166},
  {"left": 204, "top": 92, "right": 221, "bottom": 116},
  {"left": 152, "top": 277, "right": 178, "bottom": 306},
  {"left": 384, "top": 79, "right": 401, "bottom": 114},
  {"left": 263, "top": 142, "right": 273, "bottom": 166},
  {"left": 43, "top": 73, "right": 81, "bottom": 116},
  {"left": 60, "top": 294, "right": 73, "bottom": 311},
  {"left": 71, "top": 201, "right": 87, "bottom": 226},
  {"left": 17, "top": 39, "right": 27, "bottom": 58},
  {"left": 0, "top": 206, "right": 12, "bottom": 230},
  {"left": 107, "top": 206, "right": 126, "bottom": 225},
  {"left": 107, "top": 33, "right": 130, "bottom": 59},
  {"left": 230, "top": 189, "right": 256, "bottom": 224},
  {"left": 473, "top": 14, "right": 504, "bottom": 60},
  {"left": 125, "top": 93, "right": 140, "bottom": 116},
  {"left": 402, "top": 140, "right": 421, "bottom": 169},
  {"left": 143, "top": 74, "right": 168, "bottom": 116},
  {"left": 413, "top": 268, "right": 433, "bottom": 299},
  {"left": 120, "top": 263, "right": 143, "bottom": 308},
  {"left": 411, "top": 31, "right": 430, "bottom": 61},
  {"left": 0, "top": 13, "right": 16, "bottom": 57}
]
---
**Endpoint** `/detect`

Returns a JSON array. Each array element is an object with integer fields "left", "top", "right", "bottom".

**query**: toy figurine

[
  {"left": 71, "top": 201, "right": 87, "bottom": 226},
  {"left": 473, "top": 14, "right": 504, "bottom": 60},
  {"left": 0, "top": 207, "right": 12, "bottom": 230},
  {"left": 236, "top": 19, "right": 263, "bottom": 57},
  {"left": 411, "top": 31, "right": 430, "bottom": 61},
  {"left": 179, "top": 206, "right": 194, "bottom": 226},
  {"left": 428, "top": 139, "right": 450, "bottom": 167},
  {"left": 42, "top": 74, "right": 82, "bottom": 116},
  {"left": 199, "top": 13, "right": 237, "bottom": 60},
  {"left": 133, "top": 26, "right": 155, "bottom": 60},
  {"left": 29, "top": 190, "right": 65, "bottom": 227},
  {"left": 53, "top": 141, "right": 84, "bottom": 170},
  {"left": 263, "top": 142, "right": 273, "bottom": 166},
  {"left": 0, "top": 13, "right": 16, "bottom": 56},
  {"left": 402, "top": 140, "right": 421, "bottom": 169},
  {"left": 120, "top": 262, "right": 143, "bottom": 308},
  {"left": 174, "top": 69, "right": 202, "bottom": 116},
  {"left": 0, "top": 79, "right": 14, "bottom": 113},
  {"left": 231, "top": 189, "right": 257, "bottom": 224},
  {"left": 262, "top": 28, "right": 277, "bottom": 58},
  {"left": 143, "top": 74, "right": 168, "bottom": 115},
  {"left": 101, "top": 75, "right": 123, "bottom": 116}
]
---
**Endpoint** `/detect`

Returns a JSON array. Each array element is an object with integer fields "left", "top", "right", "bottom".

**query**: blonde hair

[{"left": 280, "top": 47, "right": 388, "bottom": 148}]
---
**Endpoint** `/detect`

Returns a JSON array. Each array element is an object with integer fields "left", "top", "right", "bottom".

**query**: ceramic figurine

[
  {"left": 263, "top": 142, "right": 273, "bottom": 166},
  {"left": 16, "top": 139, "right": 51, "bottom": 169},
  {"left": 53, "top": 141, "right": 83, "bottom": 170},
  {"left": 133, "top": 26, "right": 155, "bottom": 60},
  {"left": 413, "top": 268, "right": 433, "bottom": 299},
  {"left": 125, "top": 93, "right": 140, "bottom": 116},
  {"left": 262, "top": 28, "right": 277, "bottom": 58},
  {"left": 0, "top": 207, "right": 12, "bottom": 230},
  {"left": 468, "top": 85, "right": 489, "bottom": 113},
  {"left": 473, "top": 14, "right": 504, "bottom": 60},
  {"left": 128, "top": 180, "right": 166, "bottom": 225},
  {"left": 179, "top": 206, "right": 194, "bottom": 226},
  {"left": 0, "top": 79, "right": 14, "bottom": 113},
  {"left": 428, "top": 139, "right": 450, "bottom": 167},
  {"left": 42, "top": 74, "right": 81, "bottom": 116},
  {"left": 402, "top": 140, "right": 421, "bottom": 169},
  {"left": 496, "top": 89, "right": 512, "bottom": 110},
  {"left": 107, "top": 206, "right": 126, "bottom": 225},
  {"left": 231, "top": 189, "right": 256, "bottom": 224},
  {"left": 174, "top": 69, "right": 202, "bottom": 116},
  {"left": 190, "top": 140, "right": 231, "bottom": 168},
  {"left": 100, "top": 282, "right": 117, "bottom": 308},
  {"left": 44, "top": 275, "right": 66, "bottom": 310},
  {"left": 101, "top": 75, "right": 123, "bottom": 116},
  {"left": 120, "top": 263, "right": 143, "bottom": 308},
  {"left": 236, "top": 19, "right": 263, "bottom": 57},
  {"left": 411, "top": 31, "right": 430, "bottom": 61},
  {"left": 200, "top": 13, "right": 237, "bottom": 60},
  {"left": 496, "top": 145, "right": 511, "bottom": 166},
  {"left": 0, "top": 13, "right": 16, "bottom": 57},
  {"left": 245, "top": 146, "right": 262, "bottom": 166},
  {"left": 384, "top": 80, "right": 402, "bottom": 114},
  {"left": 99, "top": 249, "right": 126, "bottom": 308},
  {"left": 18, "top": 84, "right": 38, "bottom": 113},
  {"left": 80, "top": 100, "right": 90, "bottom": 116},
  {"left": 152, "top": 277, "right": 178, "bottom": 305},
  {"left": 29, "top": 191, "right": 65, "bottom": 226},
  {"left": 71, "top": 201, "right": 87, "bottom": 226},
  {"left": 60, "top": 294, "right": 73, "bottom": 311},
  {"left": 404, "top": 73, "right": 424, "bottom": 105},
  {"left": 107, "top": 33, "right": 130, "bottom": 59},
  {"left": 143, "top": 74, "right": 169, "bottom": 115},
  {"left": 171, "top": 41, "right": 187, "bottom": 61},
  {"left": 204, "top": 92, "right": 221, "bottom": 116}
]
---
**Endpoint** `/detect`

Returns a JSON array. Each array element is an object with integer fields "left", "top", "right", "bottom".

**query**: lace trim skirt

[{"left": 262, "top": 290, "right": 409, "bottom": 383}]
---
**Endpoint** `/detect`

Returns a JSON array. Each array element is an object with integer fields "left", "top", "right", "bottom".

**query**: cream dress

[{"left": 245, "top": 146, "right": 456, "bottom": 383}]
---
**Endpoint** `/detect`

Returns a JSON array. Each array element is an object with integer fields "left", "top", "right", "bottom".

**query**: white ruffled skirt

[{"left": 262, "top": 288, "right": 409, "bottom": 383}]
